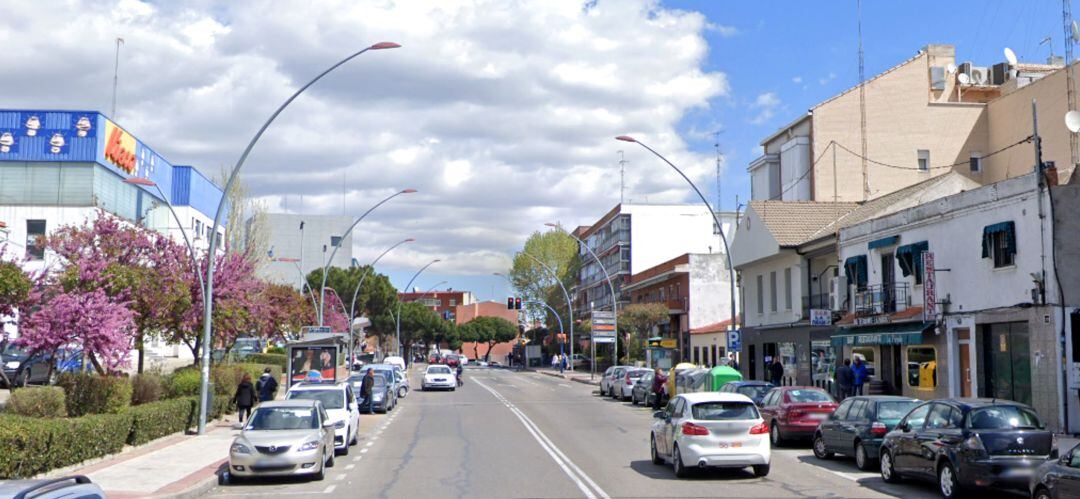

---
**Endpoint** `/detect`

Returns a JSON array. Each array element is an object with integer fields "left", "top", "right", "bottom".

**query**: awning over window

[
  {"left": 843, "top": 255, "right": 868, "bottom": 287},
  {"left": 981, "top": 221, "right": 1016, "bottom": 258},
  {"left": 831, "top": 322, "right": 934, "bottom": 348},
  {"left": 896, "top": 241, "right": 929, "bottom": 277},
  {"left": 868, "top": 235, "right": 899, "bottom": 250}
]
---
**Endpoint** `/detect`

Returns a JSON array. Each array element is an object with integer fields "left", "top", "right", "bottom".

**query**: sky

[{"left": 0, "top": 0, "right": 1070, "bottom": 301}]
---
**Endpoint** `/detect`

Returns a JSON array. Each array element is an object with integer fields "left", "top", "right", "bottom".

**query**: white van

[{"left": 383, "top": 356, "right": 406, "bottom": 371}]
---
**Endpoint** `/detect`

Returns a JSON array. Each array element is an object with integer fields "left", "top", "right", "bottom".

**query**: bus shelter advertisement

[{"left": 288, "top": 346, "right": 338, "bottom": 385}]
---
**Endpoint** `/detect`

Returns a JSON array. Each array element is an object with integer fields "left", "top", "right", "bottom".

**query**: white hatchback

[
  {"left": 650, "top": 392, "right": 771, "bottom": 478},
  {"left": 285, "top": 381, "right": 360, "bottom": 455},
  {"left": 422, "top": 365, "right": 457, "bottom": 391}
]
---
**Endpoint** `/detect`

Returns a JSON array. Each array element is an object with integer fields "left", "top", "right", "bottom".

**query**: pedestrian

[
  {"left": 551, "top": 354, "right": 558, "bottom": 370},
  {"left": 728, "top": 353, "right": 739, "bottom": 371},
  {"left": 233, "top": 373, "right": 257, "bottom": 423},
  {"left": 852, "top": 357, "right": 869, "bottom": 396},
  {"left": 560, "top": 354, "right": 567, "bottom": 374},
  {"left": 651, "top": 368, "right": 668, "bottom": 411},
  {"left": 835, "top": 358, "right": 854, "bottom": 401},
  {"left": 768, "top": 357, "right": 784, "bottom": 386},
  {"left": 359, "top": 368, "right": 376, "bottom": 415},
  {"left": 256, "top": 367, "right": 279, "bottom": 403}
]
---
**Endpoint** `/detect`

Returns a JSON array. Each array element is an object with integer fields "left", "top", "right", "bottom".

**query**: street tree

[
  {"left": 508, "top": 230, "right": 579, "bottom": 331},
  {"left": 460, "top": 316, "right": 517, "bottom": 362},
  {"left": 618, "top": 303, "right": 669, "bottom": 361},
  {"left": 395, "top": 301, "right": 445, "bottom": 362},
  {"left": 17, "top": 286, "right": 136, "bottom": 375},
  {"left": 261, "top": 283, "right": 316, "bottom": 342},
  {"left": 0, "top": 251, "right": 32, "bottom": 387}
]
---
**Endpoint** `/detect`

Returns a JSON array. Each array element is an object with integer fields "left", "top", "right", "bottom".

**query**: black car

[
  {"left": 718, "top": 381, "right": 775, "bottom": 406},
  {"left": 812, "top": 395, "right": 920, "bottom": 470},
  {"left": 1030, "top": 442, "right": 1080, "bottom": 499},
  {"left": 879, "top": 398, "right": 1053, "bottom": 498},
  {"left": 2, "top": 345, "right": 53, "bottom": 387}
]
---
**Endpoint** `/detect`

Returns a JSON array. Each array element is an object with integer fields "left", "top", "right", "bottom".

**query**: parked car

[
  {"left": 347, "top": 372, "right": 395, "bottom": 413},
  {"left": 599, "top": 366, "right": 631, "bottom": 398},
  {"left": 362, "top": 364, "right": 404, "bottom": 400},
  {"left": 1031, "top": 442, "right": 1080, "bottom": 499},
  {"left": 631, "top": 371, "right": 654, "bottom": 406},
  {"left": 226, "top": 400, "right": 336, "bottom": 481},
  {"left": 285, "top": 381, "right": 360, "bottom": 454},
  {"left": 1, "top": 345, "right": 83, "bottom": 387},
  {"left": 758, "top": 386, "right": 838, "bottom": 446},
  {"left": 570, "top": 353, "right": 591, "bottom": 369},
  {"left": 0, "top": 475, "right": 106, "bottom": 498},
  {"left": 879, "top": 398, "right": 1054, "bottom": 499},
  {"left": 650, "top": 392, "right": 771, "bottom": 478},
  {"left": 811, "top": 395, "right": 920, "bottom": 470},
  {"left": 719, "top": 381, "right": 774, "bottom": 406},
  {"left": 422, "top": 364, "right": 457, "bottom": 391},
  {"left": 616, "top": 368, "right": 650, "bottom": 400},
  {"left": 383, "top": 355, "right": 406, "bottom": 371}
]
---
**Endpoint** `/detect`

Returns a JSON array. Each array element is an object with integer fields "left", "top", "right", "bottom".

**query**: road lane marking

[
  {"left": 323, "top": 485, "right": 336, "bottom": 494},
  {"left": 361, "top": 448, "right": 369, "bottom": 453},
  {"left": 475, "top": 378, "right": 609, "bottom": 499},
  {"left": 366, "top": 442, "right": 374, "bottom": 447},
  {"left": 335, "top": 473, "right": 346, "bottom": 481},
  {"left": 345, "top": 464, "right": 355, "bottom": 470}
]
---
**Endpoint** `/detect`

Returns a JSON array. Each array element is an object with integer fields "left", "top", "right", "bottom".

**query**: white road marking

[
  {"left": 352, "top": 456, "right": 363, "bottom": 462},
  {"left": 474, "top": 378, "right": 609, "bottom": 499},
  {"left": 361, "top": 448, "right": 369, "bottom": 454},
  {"left": 335, "top": 473, "right": 346, "bottom": 481},
  {"left": 323, "top": 485, "right": 337, "bottom": 494},
  {"left": 345, "top": 464, "right": 355, "bottom": 470},
  {"left": 365, "top": 442, "right": 374, "bottom": 447}
]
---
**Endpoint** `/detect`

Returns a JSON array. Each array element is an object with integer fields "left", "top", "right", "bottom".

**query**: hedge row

[
  {"left": 245, "top": 353, "right": 286, "bottom": 369},
  {"left": 0, "top": 394, "right": 235, "bottom": 479}
]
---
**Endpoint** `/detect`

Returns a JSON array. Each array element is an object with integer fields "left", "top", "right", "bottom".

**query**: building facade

[
  {"left": 455, "top": 300, "right": 521, "bottom": 362},
  {"left": 399, "top": 289, "right": 476, "bottom": 322},
  {"left": 260, "top": 213, "right": 353, "bottom": 287}
]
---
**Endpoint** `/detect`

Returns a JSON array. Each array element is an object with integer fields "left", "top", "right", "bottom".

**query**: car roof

[
  {"left": 678, "top": 392, "right": 756, "bottom": 404},
  {"left": 725, "top": 381, "right": 772, "bottom": 387},
  {"left": 934, "top": 398, "right": 1035, "bottom": 410},
  {"left": 775, "top": 385, "right": 824, "bottom": 391},
  {"left": 288, "top": 381, "right": 347, "bottom": 391},
  {"left": 257, "top": 399, "right": 321, "bottom": 408},
  {"left": 846, "top": 395, "right": 919, "bottom": 402}
]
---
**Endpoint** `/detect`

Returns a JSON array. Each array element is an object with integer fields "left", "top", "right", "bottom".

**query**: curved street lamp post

[
  {"left": 122, "top": 177, "right": 205, "bottom": 297},
  {"left": 519, "top": 252, "right": 575, "bottom": 372},
  {"left": 272, "top": 257, "right": 320, "bottom": 318},
  {"left": 396, "top": 259, "right": 441, "bottom": 357},
  {"left": 615, "top": 135, "right": 738, "bottom": 363},
  {"left": 197, "top": 41, "right": 400, "bottom": 435},
  {"left": 346, "top": 238, "right": 413, "bottom": 368},
  {"left": 546, "top": 222, "right": 618, "bottom": 371}
]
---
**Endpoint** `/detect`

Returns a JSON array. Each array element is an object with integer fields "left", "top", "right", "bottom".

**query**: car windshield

[
  {"left": 692, "top": 401, "right": 759, "bottom": 420},
  {"left": 786, "top": 389, "right": 833, "bottom": 403},
  {"left": 287, "top": 389, "right": 344, "bottom": 409},
  {"left": 877, "top": 401, "right": 920, "bottom": 422},
  {"left": 968, "top": 406, "right": 1043, "bottom": 430},
  {"left": 735, "top": 385, "right": 770, "bottom": 400},
  {"left": 628, "top": 370, "right": 647, "bottom": 379},
  {"left": 372, "top": 375, "right": 387, "bottom": 386},
  {"left": 428, "top": 366, "right": 452, "bottom": 374},
  {"left": 246, "top": 407, "right": 319, "bottom": 430}
]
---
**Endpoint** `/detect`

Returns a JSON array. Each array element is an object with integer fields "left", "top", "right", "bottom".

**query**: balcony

[
  {"left": 854, "top": 283, "right": 910, "bottom": 317},
  {"left": 800, "top": 294, "right": 831, "bottom": 317}
]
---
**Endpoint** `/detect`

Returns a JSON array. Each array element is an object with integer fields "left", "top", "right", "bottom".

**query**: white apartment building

[{"left": 259, "top": 213, "right": 354, "bottom": 287}]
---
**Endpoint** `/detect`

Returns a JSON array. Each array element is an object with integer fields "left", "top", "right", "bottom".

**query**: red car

[
  {"left": 758, "top": 386, "right": 837, "bottom": 446},
  {"left": 445, "top": 355, "right": 461, "bottom": 368}
]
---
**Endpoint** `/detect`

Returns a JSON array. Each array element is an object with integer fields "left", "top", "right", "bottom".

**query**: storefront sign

[
  {"left": 810, "top": 309, "right": 832, "bottom": 326},
  {"left": 103, "top": 119, "right": 137, "bottom": 174},
  {"left": 923, "top": 252, "right": 937, "bottom": 321},
  {"left": 832, "top": 331, "right": 922, "bottom": 346},
  {"left": 854, "top": 315, "right": 891, "bottom": 326},
  {"left": 659, "top": 339, "right": 678, "bottom": 349},
  {"left": 288, "top": 346, "right": 337, "bottom": 384}
]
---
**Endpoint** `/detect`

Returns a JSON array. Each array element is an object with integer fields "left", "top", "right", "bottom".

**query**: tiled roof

[
  {"left": 749, "top": 200, "right": 858, "bottom": 246},
  {"left": 690, "top": 316, "right": 741, "bottom": 335}
]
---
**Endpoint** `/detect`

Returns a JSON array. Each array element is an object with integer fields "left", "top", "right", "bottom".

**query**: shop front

[
  {"left": 740, "top": 324, "right": 837, "bottom": 390},
  {"left": 832, "top": 321, "right": 947, "bottom": 400}
]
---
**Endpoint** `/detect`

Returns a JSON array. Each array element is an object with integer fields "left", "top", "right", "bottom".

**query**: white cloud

[
  {"left": 749, "top": 92, "right": 781, "bottom": 125},
  {"left": 0, "top": 0, "right": 728, "bottom": 277},
  {"left": 791, "top": 76, "right": 802, "bottom": 84},
  {"left": 819, "top": 72, "right": 837, "bottom": 85},
  {"left": 705, "top": 23, "right": 738, "bottom": 37}
]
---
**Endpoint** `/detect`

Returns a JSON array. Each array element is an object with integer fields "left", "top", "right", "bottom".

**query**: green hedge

[
  {"left": 131, "top": 373, "right": 165, "bottom": 406},
  {"left": 56, "top": 373, "right": 132, "bottom": 417},
  {"left": 246, "top": 353, "right": 286, "bottom": 369},
  {"left": 6, "top": 387, "right": 67, "bottom": 418},
  {"left": 166, "top": 369, "right": 202, "bottom": 398},
  {"left": 127, "top": 397, "right": 197, "bottom": 445}
]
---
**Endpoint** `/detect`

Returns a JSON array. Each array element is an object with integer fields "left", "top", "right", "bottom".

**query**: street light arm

[
  {"left": 348, "top": 238, "right": 413, "bottom": 327},
  {"left": 396, "top": 259, "right": 440, "bottom": 355},
  {"left": 198, "top": 43, "right": 399, "bottom": 435},
  {"left": 149, "top": 182, "right": 206, "bottom": 298},
  {"left": 524, "top": 300, "right": 564, "bottom": 336},
  {"left": 519, "top": 251, "right": 575, "bottom": 370}
]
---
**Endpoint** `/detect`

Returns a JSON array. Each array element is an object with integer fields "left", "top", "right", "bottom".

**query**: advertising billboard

[
  {"left": 0, "top": 110, "right": 98, "bottom": 160},
  {"left": 288, "top": 345, "right": 338, "bottom": 385}
]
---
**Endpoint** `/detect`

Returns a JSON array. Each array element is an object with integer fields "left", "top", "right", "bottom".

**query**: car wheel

[
  {"left": 938, "top": 462, "right": 961, "bottom": 499},
  {"left": 752, "top": 464, "right": 770, "bottom": 477},
  {"left": 812, "top": 434, "right": 833, "bottom": 459},
  {"left": 339, "top": 440, "right": 349, "bottom": 456},
  {"left": 879, "top": 449, "right": 900, "bottom": 483},
  {"left": 313, "top": 456, "right": 326, "bottom": 481},
  {"left": 672, "top": 445, "right": 690, "bottom": 478},
  {"left": 631, "top": 393, "right": 639, "bottom": 406},
  {"left": 398, "top": 386, "right": 408, "bottom": 399},
  {"left": 326, "top": 449, "right": 335, "bottom": 468},
  {"left": 650, "top": 434, "right": 664, "bottom": 465},
  {"left": 1033, "top": 487, "right": 1052, "bottom": 499},
  {"left": 770, "top": 422, "right": 783, "bottom": 447},
  {"left": 854, "top": 442, "right": 872, "bottom": 471}
]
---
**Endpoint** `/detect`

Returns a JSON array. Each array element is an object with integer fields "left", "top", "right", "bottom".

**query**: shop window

[
  {"left": 907, "top": 346, "right": 937, "bottom": 388},
  {"left": 981, "top": 221, "right": 1016, "bottom": 268},
  {"left": 756, "top": 275, "right": 764, "bottom": 315},
  {"left": 897, "top": 241, "right": 929, "bottom": 285},
  {"left": 25, "top": 219, "right": 46, "bottom": 260}
]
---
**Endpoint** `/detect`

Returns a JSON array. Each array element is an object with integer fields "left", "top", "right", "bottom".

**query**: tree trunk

[
  {"left": 136, "top": 331, "right": 145, "bottom": 374},
  {"left": 88, "top": 352, "right": 105, "bottom": 375}
]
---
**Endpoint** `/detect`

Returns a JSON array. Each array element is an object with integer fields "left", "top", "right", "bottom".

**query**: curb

[
  {"left": 149, "top": 459, "right": 225, "bottom": 499},
  {"left": 537, "top": 370, "right": 599, "bottom": 386}
]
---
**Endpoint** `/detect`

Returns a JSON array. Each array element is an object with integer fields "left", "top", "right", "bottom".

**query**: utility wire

[{"left": 833, "top": 135, "right": 1034, "bottom": 171}]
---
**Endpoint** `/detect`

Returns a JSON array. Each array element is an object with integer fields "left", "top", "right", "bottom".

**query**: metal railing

[{"left": 854, "top": 282, "right": 910, "bottom": 316}]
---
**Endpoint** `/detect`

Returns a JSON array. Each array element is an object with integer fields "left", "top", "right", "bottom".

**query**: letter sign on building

[
  {"left": 103, "top": 119, "right": 137, "bottom": 174},
  {"left": 923, "top": 252, "right": 936, "bottom": 321}
]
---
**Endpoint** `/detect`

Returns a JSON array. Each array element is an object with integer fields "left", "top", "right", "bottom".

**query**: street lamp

[
  {"left": 271, "top": 257, "right": 320, "bottom": 317},
  {"left": 346, "top": 238, "right": 413, "bottom": 368},
  {"left": 615, "top": 135, "right": 738, "bottom": 353},
  {"left": 317, "top": 188, "right": 417, "bottom": 325},
  {"left": 545, "top": 222, "right": 619, "bottom": 366},
  {"left": 197, "top": 41, "right": 400, "bottom": 435},
  {"left": 396, "top": 259, "right": 440, "bottom": 357},
  {"left": 524, "top": 300, "right": 565, "bottom": 355},
  {"left": 397, "top": 280, "right": 447, "bottom": 358},
  {"left": 518, "top": 251, "right": 575, "bottom": 371},
  {"left": 122, "top": 177, "right": 205, "bottom": 298}
]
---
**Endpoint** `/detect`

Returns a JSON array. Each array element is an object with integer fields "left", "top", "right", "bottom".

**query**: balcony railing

[
  {"left": 854, "top": 283, "right": 910, "bottom": 317},
  {"left": 800, "top": 294, "right": 831, "bottom": 317}
]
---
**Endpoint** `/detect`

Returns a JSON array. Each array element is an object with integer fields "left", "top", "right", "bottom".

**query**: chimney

[{"left": 1044, "top": 161, "right": 1059, "bottom": 187}]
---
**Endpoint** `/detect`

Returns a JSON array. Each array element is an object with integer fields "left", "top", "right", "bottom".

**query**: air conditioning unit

[
  {"left": 829, "top": 275, "right": 849, "bottom": 312},
  {"left": 969, "top": 66, "right": 989, "bottom": 85}
]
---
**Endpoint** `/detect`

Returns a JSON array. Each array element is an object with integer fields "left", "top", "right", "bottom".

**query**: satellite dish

[
  {"left": 1072, "top": 20, "right": 1080, "bottom": 43},
  {"left": 1067, "top": 110, "right": 1080, "bottom": 133},
  {"left": 1004, "top": 47, "right": 1018, "bottom": 66},
  {"left": 946, "top": 63, "right": 957, "bottom": 74},
  {"left": 957, "top": 73, "right": 971, "bottom": 85}
]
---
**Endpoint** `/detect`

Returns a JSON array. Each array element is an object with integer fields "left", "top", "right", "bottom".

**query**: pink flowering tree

[
  {"left": 174, "top": 250, "right": 265, "bottom": 363},
  {"left": 16, "top": 287, "right": 135, "bottom": 374}
]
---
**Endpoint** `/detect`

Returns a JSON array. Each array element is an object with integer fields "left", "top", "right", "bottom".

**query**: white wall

[
  {"left": 625, "top": 204, "right": 721, "bottom": 275},
  {"left": 739, "top": 252, "right": 803, "bottom": 328},
  {"left": 780, "top": 137, "right": 812, "bottom": 201},
  {"left": 260, "top": 214, "right": 354, "bottom": 286},
  {"left": 730, "top": 206, "right": 781, "bottom": 269},
  {"left": 687, "top": 254, "right": 736, "bottom": 330}
]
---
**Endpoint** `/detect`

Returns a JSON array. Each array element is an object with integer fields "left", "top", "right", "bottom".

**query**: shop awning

[
  {"left": 896, "top": 241, "right": 929, "bottom": 277},
  {"left": 868, "top": 235, "right": 899, "bottom": 250},
  {"left": 843, "top": 255, "right": 868, "bottom": 287},
  {"left": 981, "top": 221, "right": 1016, "bottom": 258},
  {"left": 831, "top": 322, "right": 933, "bottom": 348}
]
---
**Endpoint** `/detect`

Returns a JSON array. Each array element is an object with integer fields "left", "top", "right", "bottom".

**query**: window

[
  {"left": 783, "top": 268, "right": 792, "bottom": 310},
  {"left": 917, "top": 149, "right": 930, "bottom": 171},
  {"left": 330, "top": 236, "right": 342, "bottom": 247},
  {"left": 897, "top": 241, "right": 929, "bottom": 285},
  {"left": 925, "top": 404, "right": 961, "bottom": 429},
  {"left": 903, "top": 403, "right": 931, "bottom": 429},
  {"left": 756, "top": 275, "right": 764, "bottom": 314},
  {"left": 449, "top": 299, "right": 456, "bottom": 307},
  {"left": 847, "top": 399, "right": 869, "bottom": 421},
  {"left": 982, "top": 222, "right": 1016, "bottom": 268},
  {"left": 25, "top": 219, "right": 46, "bottom": 260},
  {"left": 693, "top": 347, "right": 700, "bottom": 364},
  {"left": 691, "top": 401, "right": 759, "bottom": 420},
  {"left": 769, "top": 271, "right": 777, "bottom": 312},
  {"left": 967, "top": 405, "right": 1043, "bottom": 430},
  {"left": 906, "top": 346, "right": 937, "bottom": 388},
  {"left": 215, "top": 231, "right": 223, "bottom": 248},
  {"left": 832, "top": 399, "right": 854, "bottom": 420},
  {"left": 970, "top": 153, "right": 982, "bottom": 172}
]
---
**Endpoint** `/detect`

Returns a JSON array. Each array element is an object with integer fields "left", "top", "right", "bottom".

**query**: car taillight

[
  {"left": 625, "top": 374, "right": 633, "bottom": 385},
  {"left": 787, "top": 409, "right": 804, "bottom": 420},
  {"left": 681, "top": 422, "right": 710, "bottom": 436},
  {"left": 963, "top": 434, "right": 986, "bottom": 453},
  {"left": 749, "top": 422, "right": 769, "bottom": 435},
  {"left": 870, "top": 422, "right": 887, "bottom": 437}
]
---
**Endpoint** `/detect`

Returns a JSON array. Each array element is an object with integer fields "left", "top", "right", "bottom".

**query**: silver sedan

[{"left": 226, "top": 400, "right": 337, "bottom": 482}]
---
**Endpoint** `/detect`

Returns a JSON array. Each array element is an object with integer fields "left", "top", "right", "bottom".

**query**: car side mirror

[
  {"left": 653, "top": 411, "right": 666, "bottom": 419},
  {"left": 897, "top": 422, "right": 909, "bottom": 432},
  {"left": 323, "top": 421, "right": 336, "bottom": 429},
  {"left": 231, "top": 423, "right": 244, "bottom": 431}
]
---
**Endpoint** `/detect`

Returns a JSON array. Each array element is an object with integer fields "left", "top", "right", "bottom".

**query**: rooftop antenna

[
  {"left": 110, "top": 37, "right": 124, "bottom": 119},
  {"left": 713, "top": 130, "right": 724, "bottom": 212},
  {"left": 1065, "top": 4, "right": 1079, "bottom": 167},
  {"left": 857, "top": 0, "right": 870, "bottom": 201},
  {"left": 617, "top": 150, "right": 628, "bottom": 204},
  {"left": 1040, "top": 35, "right": 1055, "bottom": 60}
]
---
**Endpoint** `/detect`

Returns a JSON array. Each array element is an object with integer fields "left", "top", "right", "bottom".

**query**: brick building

[
  {"left": 397, "top": 289, "right": 475, "bottom": 322},
  {"left": 455, "top": 300, "right": 521, "bottom": 362}
]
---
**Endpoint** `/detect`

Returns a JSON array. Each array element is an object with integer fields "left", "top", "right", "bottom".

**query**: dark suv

[{"left": 879, "top": 398, "right": 1053, "bottom": 498}]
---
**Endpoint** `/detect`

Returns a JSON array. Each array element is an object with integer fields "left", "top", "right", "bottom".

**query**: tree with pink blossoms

[
  {"left": 174, "top": 250, "right": 265, "bottom": 363},
  {"left": 16, "top": 287, "right": 135, "bottom": 374}
]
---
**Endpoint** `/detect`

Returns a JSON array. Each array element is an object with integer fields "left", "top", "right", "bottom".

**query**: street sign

[
  {"left": 727, "top": 330, "right": 741, "bottom": 351},
  {"left": 592, "top": 309, "right": 615, "bottom": 339},
  {"left": 301, "top": 326, "right": 333, "bottom": 336},
  {"left": 591, "top": 310, "right": 615, "bottom": 320},
  {"left": 923, "top": 252, "right": 936, "bottom": 321},
  {"left": 593, "top": 337, "right": 616, "bottom": 344},
  {"left": 809, "top": 309, "right": 832, "bottom": 326},
  {"left": 659, "top": 339, "right": 677, "bottom": 349}
]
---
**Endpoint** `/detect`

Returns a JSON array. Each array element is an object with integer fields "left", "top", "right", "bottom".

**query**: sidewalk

[{"left": 537, "top": 368, "right": 600, "bottom": 386}]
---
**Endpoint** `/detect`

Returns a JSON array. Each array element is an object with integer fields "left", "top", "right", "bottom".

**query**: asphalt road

[{"left": 202, "top": 366, "right": 1023, "bottom": 498}]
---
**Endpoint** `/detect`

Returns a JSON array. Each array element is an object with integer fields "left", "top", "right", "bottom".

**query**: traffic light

[
  {"left": 514, "top": 297, "right": 522, "bottom": 310},
  {"left": 507, "top": 296, "right": 514, "bottom": 309}
]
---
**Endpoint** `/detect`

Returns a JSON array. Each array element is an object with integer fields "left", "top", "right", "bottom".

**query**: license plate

[
  {"left": 716, "top": 441, "right": 743, "bottom": 449},
  {"left": 808, "top": 413, "right": 829, "bottom": 420},
  {"left": 1002, "top": 467, "right": 1034, "bottom": 477}
]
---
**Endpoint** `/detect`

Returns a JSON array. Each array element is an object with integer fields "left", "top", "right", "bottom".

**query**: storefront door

[
  {"left": 957, "top": 328, "right": 972, "bottom": 397},
  {"left": 980, "top": 322, "right": 1031, "bottom": 405}
]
